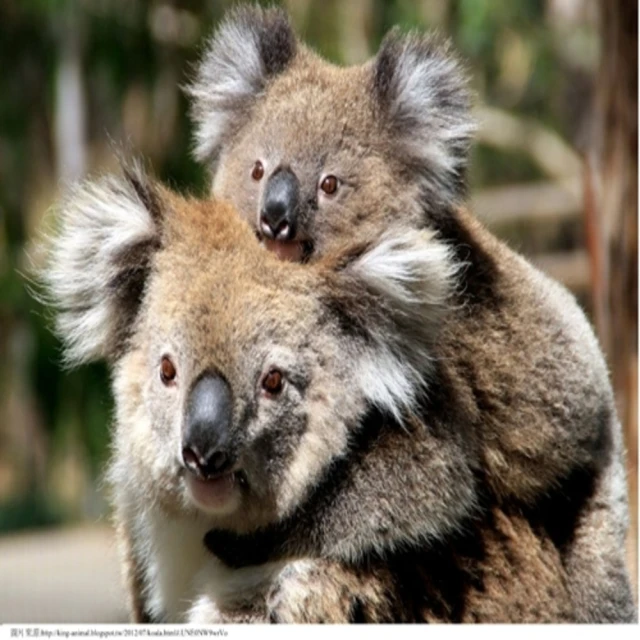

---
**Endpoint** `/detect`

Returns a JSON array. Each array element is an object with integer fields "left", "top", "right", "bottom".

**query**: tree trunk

[{"left": 586, "top": 0, "right": 637, "bottom": 596}]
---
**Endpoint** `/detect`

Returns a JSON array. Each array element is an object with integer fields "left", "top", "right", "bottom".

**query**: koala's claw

[{"left": 266, "top": 561, "right": 350, "bottom": 623}]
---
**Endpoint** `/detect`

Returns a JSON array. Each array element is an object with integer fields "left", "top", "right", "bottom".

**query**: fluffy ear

[
  {"left": 372, "top": 29, "right": 475, "bottom": 205},
  {"left": 42, "top": 166, "right": 164, "bottom": 366},
  {"left": 325, "top": 229, "right": 460, "bottom": 420},
  {"left": 187, "top": 5, "right": 297, "bottom": 163}
]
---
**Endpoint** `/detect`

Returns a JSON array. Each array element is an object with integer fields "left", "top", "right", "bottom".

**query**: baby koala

[{"left": 186, "top": 4, "right": 635, "bottom": 622}]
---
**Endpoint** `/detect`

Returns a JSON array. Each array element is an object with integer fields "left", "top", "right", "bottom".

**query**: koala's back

[
  {"left": 372, "top": 508, "right": 575, "bottom": 623},
  {"left": 433, "top": 207, "right": 614, "bottom": 505}
]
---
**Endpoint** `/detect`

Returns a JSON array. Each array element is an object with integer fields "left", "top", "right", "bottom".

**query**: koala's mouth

[
  {"left": 258, "top": 232, "right": 314, "bottom": 263},
  {"left": 184, "top": 469, "right": 247, "bottom": 514}
]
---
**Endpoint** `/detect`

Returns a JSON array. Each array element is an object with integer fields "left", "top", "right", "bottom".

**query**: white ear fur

[
  {"left": 187, "top": 6, "right": 296, "bottom": 163},
  {"left": 356, "top": 348, "right": 422, "bottom": 423},
  {"left": 374, "top": 31, "right": 475, "bottom": 204},
  {"left": 350, "top": 229, "right": 460, "bottom": 419},
  {"left": 42, "top": 168, "right": 160, "bottom": 365},
  {"left": 352, "top": 229, "right": 457, "bottom": 311}
]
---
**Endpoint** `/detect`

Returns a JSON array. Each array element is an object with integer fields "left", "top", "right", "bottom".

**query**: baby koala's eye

[
  {"left": 261, "top": 368, "right": 284, "bottom": 396},
  {"left": 251, "top": 160, "right": 265, "bottom": 181},
  {"left": 319, "top": 175, "right": 339, "bottom": 196},
  {"left": 160, "top": 356, "right": 177, "bottom": 386}
]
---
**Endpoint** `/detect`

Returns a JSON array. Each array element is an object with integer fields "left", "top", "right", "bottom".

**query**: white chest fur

[
  {"left": 140, "top": 512, "right": 283, "bottom": 622},
  {"left": 143, "top": 514, "right": 212, "bottom": 621}
]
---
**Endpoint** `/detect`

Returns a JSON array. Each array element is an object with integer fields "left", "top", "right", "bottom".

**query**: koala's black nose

[
  {"left": 182, "top": 373, "right": 234, "bottom": 479},
  {"left": 260, "top": 168, "right": 299, "bottom": 241}
]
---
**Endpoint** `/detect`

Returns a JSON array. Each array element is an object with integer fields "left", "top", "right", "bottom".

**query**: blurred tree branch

[
  {"left": 473, "top": 105, "right": 583, "bottom": 234},
  {"left": 473, "top": 178, "right": 581, "bottom": 224},
  {"left": 476, "top": 105, "right": 582, "bottom": 179}
]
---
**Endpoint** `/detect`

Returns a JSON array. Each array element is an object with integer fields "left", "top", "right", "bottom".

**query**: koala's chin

[
  {"left": 261, "top": 237, "right": 307, "bottom": 263},
  {"left": 183, "top": 472, "right": 242, "bottom": 515}
]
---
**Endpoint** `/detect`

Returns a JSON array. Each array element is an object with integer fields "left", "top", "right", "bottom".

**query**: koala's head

[
  {"left": 43, "top": 168, "right": 458, "bottom": 531},
  {"left": 188, "top": 5, "right": 474, "bottom": 262}
]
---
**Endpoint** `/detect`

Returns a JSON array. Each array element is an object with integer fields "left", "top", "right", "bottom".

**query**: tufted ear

[
  {"left": 324, "top": 229, "right": 460, "bottom": 420},
  {"left": 187, "top": 5, "right": 297, "bottom": 164},
  {"left": 42, "top": 165, "right": 164, "bottom": 366},
  {"left": 372, "top": 29, "right": 475, "bottom": 206}
]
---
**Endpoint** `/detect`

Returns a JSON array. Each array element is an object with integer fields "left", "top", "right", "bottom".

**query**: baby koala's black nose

[
  {"left": 260, "top": 168, "right": 299, "bottom": 241},
  {"left": 182, "top": 372, "right": 234, "bottom": 479}
]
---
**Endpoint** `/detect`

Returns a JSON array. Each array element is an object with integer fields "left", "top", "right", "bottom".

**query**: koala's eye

[
  {"left": 319, "top": 175, "right": 339, "bottom": 196},
  {"left": 251, "top": 160, "right": 265, "bottom": 181},
  {"left": 261, "top": 368, "right": 284, "bottom": 396},
  {"left": 160, "top": 356, "right": 177, "bottom": 386}
]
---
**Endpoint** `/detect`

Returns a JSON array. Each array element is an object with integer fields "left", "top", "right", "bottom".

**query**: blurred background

[{"left": 0, "top": 0, "right": 636, "bottom": 622}]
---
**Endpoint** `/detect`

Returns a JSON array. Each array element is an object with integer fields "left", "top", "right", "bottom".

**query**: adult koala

[
  {"left": 187, "top": 5, "right": 635, "bottom": 622},
  {"left": 42, "top": 165, "right": 634, "bottom": 623}
]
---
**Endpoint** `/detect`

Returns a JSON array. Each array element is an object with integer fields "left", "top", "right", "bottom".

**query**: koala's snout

[
  {"left": 260, "top": 167, "right": 299, "bottom": 241},
  {"left": 182, "top": 373, "right": 235, "bottom": 479}
]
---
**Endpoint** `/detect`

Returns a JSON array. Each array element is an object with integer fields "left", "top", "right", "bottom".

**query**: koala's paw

[
  {"left": 266, "top": 560, "right": 386, "bottom": 623},
  {"left": 187, "top": 593, "right": 265, "bottom": 624},
  {"left": 266, "top": 561, "right": 346, "bottom": 623}
]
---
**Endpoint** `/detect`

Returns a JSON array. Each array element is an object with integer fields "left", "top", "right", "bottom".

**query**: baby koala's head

[{"left": 188, "top": 5, "right": 474, "bottom": 262}]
